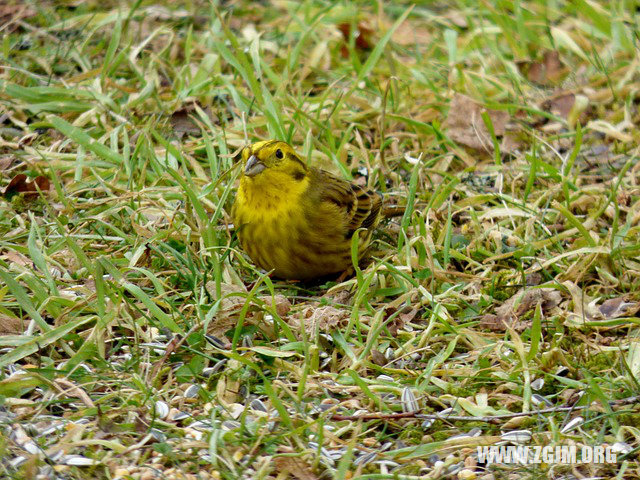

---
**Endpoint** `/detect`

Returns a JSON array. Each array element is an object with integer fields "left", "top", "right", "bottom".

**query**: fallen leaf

[
  {"left": 204, "top": 282, "right": 249, "bottom": 338},
  {"left": 370, "top": 350, "right": 387, "bottom": 366},
  {"left": 482, "top": 288, "right": 563, "bottom": 332},
  {"left": 53, "top": 378, "right": 95, "bottom": 408},
  {"left": 292, "top": 306, "right": 353, "bottom": 334},
  {"left": 0, "top": 156, "right": 15, "bottom": 170},
  {"left": 598, "top": 296, "right": 640, "bottom": 319},
  {"left": 203, "top": 282, "right": 291, "bottom": 337},
  {"left": 560, "top": 389, "right": 581, "bottom": 406},
  {"left": 541, "top": 92, "right": 590, "bottom": 128},
  {"left": 274, "top": 453, "right": 319, "bottom": 480},
  {"left": 526, "top": 273, "right": 543, "bottom": 286},
  {"left": 444, "top": 11, "right": 468, "bottom": 29},
  {"left": 542, "top": 92, "right": 575, "bottom": 118},
  {"left": 4, "top": 174, "right": 50, "bottom": 198},
  {"left": 479, "top": 314, "right": 508, "bottom": 332},
  {"left": 0, "top": 3, "right": 36, "bottom": 33},
  {"left": 216, "top": 374, "right": 240, "bottom": 407},
  {"left": 206, "top": 282, "right": 246, "bottom": 309},
  {"left": 338, "top": 21, "right": 374, "bottom": 50},
  {"left": 322, "top": 288, "right": 352, "bottom": 306},
  {"left": 0, "top": 315, "right": 26, "bottom": 334},
  {"left": 3, "top": 249, "right": 32, "bottom": 267},
  {"left": 170, "top": 110, "right": 201, "bottom": 137},
  {"left": 500, "top": 132, "right": 526, "bottom": 154},
  {"left": 444, "top": 93, "right": 510, "bottom": 153},
  {"left": 261, "top": 294, "right": 292, "bottom": 317},
  {"left": 391, "top": 20, "right": 431, "bottom": 46},
  {"left": 518, "top": 50, "right": 567, "bottom": 86},
  {"left": 399, "top": 307, "right": 419, "bottom": 324},
  {"left": 170, "top": 104, "right": 216, "bottom": 138},
  {"left": 540, "top": 51, "right": 566, "bottom": 82},
  {"left": 386, "top": 306, "right": 414, "bottom": 335}
]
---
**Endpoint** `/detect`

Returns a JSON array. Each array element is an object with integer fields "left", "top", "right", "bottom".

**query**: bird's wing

[{"left": 313, "top": 169, "right": 382, "bottom": 237}]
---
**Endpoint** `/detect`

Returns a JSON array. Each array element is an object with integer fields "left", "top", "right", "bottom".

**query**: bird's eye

[{"left": 275, "top": 149, "right": 283, "bottom": 159}]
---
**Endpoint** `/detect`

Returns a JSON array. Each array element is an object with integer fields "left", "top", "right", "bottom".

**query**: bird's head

[{"left": 241, "top": 140, "right": 308, "bottom": 182}]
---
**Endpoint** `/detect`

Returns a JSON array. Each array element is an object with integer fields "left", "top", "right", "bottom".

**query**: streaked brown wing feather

[
  {"left": 312, "top": 168, "right": 382, "bottom": 238},
  {"left": 349, "top": 184, "right": 382, "bottom": 233}
]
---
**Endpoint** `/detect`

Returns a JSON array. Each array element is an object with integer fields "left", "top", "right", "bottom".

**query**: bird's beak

[{"left": 244, "top": 155, "right": 266, "bottom": 177}]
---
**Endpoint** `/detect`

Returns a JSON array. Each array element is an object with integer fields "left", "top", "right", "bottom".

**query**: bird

[{"left": 231, "top": 140, "right": 384, "bottom": 280}]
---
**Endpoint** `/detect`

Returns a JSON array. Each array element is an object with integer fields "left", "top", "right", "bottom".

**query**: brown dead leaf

[
  {"left": 4, "top": 174, "right": 50, "bottom": 198},
  {"left": 3, "top": 249, "right": 32, "bottom": 267},
  {"left": 170, "top": 110, "right": 201, "bottom": 137},
  {"left": 399, "top": 307, "right": 419, "bottom": 324},
  {"left": 500, "top": 132, "right": 526, "bottom": 154},
  {"left": 542, "top": 93, "right": 575, "bottom": 119},
  {"left": 370, "top": 349, "right": 387, "bottom": 367},
  {"left": 204, "top": 282, "right": 249, "bottom": 337},
  {"left": 444, "top": 11, "right": 468, "bottom": 28},
  {"left": 338, "top": 22, "right": 374, "bottom": 51},
  {"left": 206, "top": 282, "right": 246, "bottom": 310},
  {"left": 322, "top": 288, "right": 352, "bottom": 306},
  {"left": 0, "top": 155, "right": 15, "bottom": 171},
  {"left": 518, "top": 50, "right": 567, "bottom": 86},
  {"left": 0, "top": 3, "right": 36, "bottom": 33},
  {"left": 599, "top": 335, "right": 615, "bottom": 346},
  {"left": 561, "top": 389, "right": 582, "bottom": 407},
  {"left": 391, "top": 20, "right": 431, "bottom": 46},
  {"left": 170, "top": 104, "right": 215, "bottom": 138},
  {"left": 478, "top": 314, "right": 508, "bottom": 332},
  {"left": 273, "top": 456, "right": 319, "bottom": 480},
  {"left": 53, "top": 378, "right": 95, "bottom": 408},
  {"left": 598, "top": 296, "right": 640, "bottom": 319},
  {"left": 274, "top": 447, "right": 319, "bottom": 480},
  {"left": 0, "top": 315, "right": 26, "bottom": 334},
  {"left": 540, "top": 51, "right": 565, "bottom": 82},
  {"left": 616, "top": 190, "right": 631, "bottom": 208},
  {"left": 292, "top": 306, "right": 353, "bottom": 335},
  {"left": 482, "top": 288, "right": 563, "bottom": 332},
  {"left": 526, "top": 272, "right": 543, "bottom": 286},
  {"left": 383, "top": 306, "right": 415, "bottom": 336},
  {"left": 444, "top": 93, "right": 510, "bottom": 153},
  {"left": 261, "top": 295, "right": 292, "bottom": 318},
  {"left": 203, "top": 282, "right": 292, "bottom": 337}
]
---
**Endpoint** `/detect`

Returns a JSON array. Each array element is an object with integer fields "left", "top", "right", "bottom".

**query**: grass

[{"left": 1, "top": 0, "right": 639, "bottom": 479}]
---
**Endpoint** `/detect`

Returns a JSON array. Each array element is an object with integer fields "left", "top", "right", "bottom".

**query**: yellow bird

[{"left": 232, "top": 140, "right": 383, "bottom": 280}]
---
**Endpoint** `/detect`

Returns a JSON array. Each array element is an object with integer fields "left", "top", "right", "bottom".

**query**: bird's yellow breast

[
  {"left": 232, "top": 171, "right": 354, "bottom": 279},
  {"left": 233, "top": 171, "right": 313, "bottom": 278}
]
